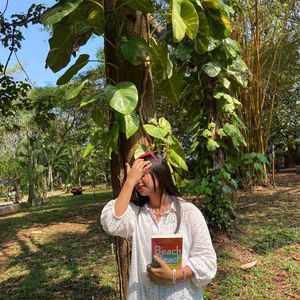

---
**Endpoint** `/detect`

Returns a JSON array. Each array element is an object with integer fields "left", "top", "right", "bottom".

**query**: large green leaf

[
  {"left": 194, "top": 36, "right": 209, "bottom": 54},
  {"left": 105, "top": 82, "right": 138, "bottom": 115},
  {"left": 202, "top": 129, "right": 212, "bottom": 138},
  {"left": 203, "top": 62, "right": 221, "bottom": 77},
  {"left": 226, "top": 63, "right": 248, "bottom": 88},
  {"left": 65, "top": 79, "right": 87, "bottom": 100},
  {"left": 222, "top": 38, "right": 240, "bottom": 58},
  {"left": 151, "top": 40, "right": 174, "bottom": 81},
  {"left": 207, "top": 138, "right": 220, "bottom": 151},
  {"left": 172, "top": 0, "right": 199, "bottom": 42},
  {"left": 221, "top": 77, "right": 230, "bottom": 89},
  {"left": 172, "top": 0, "right": 187, "bottom": 42},
  {"left": 180, "top": 0, "right": 199, "bottom": 39},
  {"left": 57, "top": 54, "right": 90, "bottom": 85},
  {"left": 159, "top": 117, "right": 172, "bottom": 134},
  {"left": 45, "top": 1, "right": 103, "bottom": 72},
  {"left": 143, "top": 124, "right": 169, "bottom": 140},
  {"left": 214, "top": 91, "right": 241, "bottom": 106},
  {"left": 119, "top": 0, "right": 153, "bottom": 13},
  {"left": 202, "top": 0, "right": 220, "bottom": 9},
  {"left": 207, "top": 37, "right": 221, "bottom": 51},
  {"left": 256, "top": 153, "right": 269, "bottom": 164},
  {"left": 223, "top": 123, "right": 247, "bottom": 149},
  {"left": 102, "top": 123, "right": 119, "bottom": 157},
  {"left": 134, "top": 145, "right": 149, "bottom": 159},
  {"left": 41, "top": 0, "right": 83, "bottom": 26},
  {"left": 167, "top": 135, "right": 186, "bottom": 162},
  {"left": 120, "top": 36, "right": 151, "bottom": 65},
  {"left": 175, "top": 43, "right": 193, "bottom": 61},
  {"left": 223, "top": 103, "right": 235, "bottom": 113},
  {"left": 122, "top": 112, "right": 140, "bottom": 139},
  {"left": 83, "top": 130, "right": 101, "bottom": 157},
  {"left": 205, "top": 2, "right": 231, "bottom": 39},
  {"left": 254, "top": 162, "right": 263, "bottom": 172},
  {"left": 159, "top": 72, "right": 184, "bottom": 102},
  {"left": 80, "top": 92, "right": 103, "bottom": 108},
  {"left": 83, "top": 143, "right": 95, "bottom": 158},
  {"left": 165, "top": 53, "right": 173, "bottom": 79},
  {"left": 91, "top": 107, "right": 105, "bottom": 127},
  {"left": 194, "top": 9, "right": 210, "bottom": 54},
  {"left": 228, "top": 57, "right": 249, "bottom": 73},
  {"left": 168, "top": 148, "right": 188, "bottom": 170},
  {"left": 46, "top": 23, "right": 74, "bottom": 72}
]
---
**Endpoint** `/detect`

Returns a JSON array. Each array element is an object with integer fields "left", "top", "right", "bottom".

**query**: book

[{"left": 151, "top": 234, "right": 183, "bottom": 270}]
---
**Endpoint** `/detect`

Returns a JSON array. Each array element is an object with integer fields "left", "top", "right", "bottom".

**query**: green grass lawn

[
  {"left": 204, "top": 175, "right": 300, "bottom": 300},
  {"left": 0, "top": 188, "right": 118, "bottom": 300},
  {"left": 1, "top": 175, "right": 299, "bottom": 300}
]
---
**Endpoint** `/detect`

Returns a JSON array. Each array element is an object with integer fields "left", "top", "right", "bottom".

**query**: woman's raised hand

[{"left": 125, "top": 159, "right": 152, "bottom": 186}]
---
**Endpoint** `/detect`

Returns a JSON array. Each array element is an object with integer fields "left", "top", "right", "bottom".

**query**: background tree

[
  {"left": 236, "top": 0, "right": 300, "bottom": 156},
  {"left": 0, "top": 4, "right": 46, "bottom": 124}
]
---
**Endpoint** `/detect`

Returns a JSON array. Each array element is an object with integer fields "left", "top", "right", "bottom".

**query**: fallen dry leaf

[
  {"left": 240, "top": 260, "right": 257, "bottom": 270},
  {"left": 292, "top": 256, "right": 300, "bottom": 261}
]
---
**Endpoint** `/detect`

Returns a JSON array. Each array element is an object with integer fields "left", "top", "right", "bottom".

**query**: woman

[{"left": 101, "top": 151, "right": 216, "bottom": 299}]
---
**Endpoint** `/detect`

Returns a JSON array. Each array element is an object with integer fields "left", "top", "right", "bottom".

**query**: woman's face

[{"left": 135, "top": 172, "right": 159, "bottom": 196}]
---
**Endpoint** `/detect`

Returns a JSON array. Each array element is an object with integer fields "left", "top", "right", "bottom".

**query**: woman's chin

[{"left": 137, "top": 189, "right": 147, "bottom": 195}]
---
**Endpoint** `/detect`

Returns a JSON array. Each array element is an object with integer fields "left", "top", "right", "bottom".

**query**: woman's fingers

[
  {"left": 146, "top": 260, "right": 173, "bottom": 283},
  {"left": 125, "top": 162, "right": 131, "bottom": 175},
  {"left": 131, "top": 159, "right": 152, "bottom": 174},
  {"left": 152, "top": 255, "right": 166, "bottom": 267},
  {"left": 142, "top": 160, "right": 152, "bottom": 171}
]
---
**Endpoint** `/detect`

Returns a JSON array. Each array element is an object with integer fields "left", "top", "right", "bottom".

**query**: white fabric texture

[{"left": 100, "top": 197, "right": 217, "bottom": 300}]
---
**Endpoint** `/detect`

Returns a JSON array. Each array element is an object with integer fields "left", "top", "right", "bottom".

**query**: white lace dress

[{"left": 100, "top": 198, "right": 217, "bottom": 300}]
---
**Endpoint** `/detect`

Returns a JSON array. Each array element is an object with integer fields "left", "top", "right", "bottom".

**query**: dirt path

[{"left": 0, "top": 189, "right": 67, "bottom": 207}]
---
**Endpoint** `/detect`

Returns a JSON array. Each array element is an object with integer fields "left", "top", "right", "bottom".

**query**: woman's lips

[{"left": 136, "top": 186, "right": 145, "bottom": 193}]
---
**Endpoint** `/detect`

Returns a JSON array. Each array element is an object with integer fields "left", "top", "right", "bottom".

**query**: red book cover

[{"left": 151, "top": 234, "right": 183, "bottom": 270}]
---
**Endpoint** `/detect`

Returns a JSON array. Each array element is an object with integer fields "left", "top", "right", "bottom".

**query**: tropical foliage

[{"left": 1, "top": 0, "right": 299, "bottom": 297}]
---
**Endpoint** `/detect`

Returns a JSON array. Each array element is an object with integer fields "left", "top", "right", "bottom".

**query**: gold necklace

[
  {"left": 147, "top": 204, "right": 169, "bottom": 216},
  {"left": 147, "top": 203, "right": 161, "bottom": 215}
]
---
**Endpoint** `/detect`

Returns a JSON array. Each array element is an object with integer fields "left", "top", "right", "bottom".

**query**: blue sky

[{"left": 1, "top": 0, "right": 102, "bottom": 87}]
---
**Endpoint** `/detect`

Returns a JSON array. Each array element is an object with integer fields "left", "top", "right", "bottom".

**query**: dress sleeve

[
  {"left": 185, "top": 204, "right": 217, "bottom": 287},
  {"left": 100, "top": 199, "right": 136, "bottom": 238}
]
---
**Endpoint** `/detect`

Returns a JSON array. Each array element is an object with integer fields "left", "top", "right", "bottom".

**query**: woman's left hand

[{"left": 146, "top": 256, "right": 173, "bottom": 283}]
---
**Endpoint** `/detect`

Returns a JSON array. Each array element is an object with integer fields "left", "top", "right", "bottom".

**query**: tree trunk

[
  {"left": 27, "top": 151, "right": 36, "bottom": 204},
  {"left": 14, "top": 184, "right": 21, "bottom": 204},
  {"left": 48, "top": 164, "right": 53, "bottom": 191},
  {"left": 28, "top": 182, "right": 36, "bottom": 204},
  {"left": 104, "top": 1, "right": 155, "bottom": 299}
]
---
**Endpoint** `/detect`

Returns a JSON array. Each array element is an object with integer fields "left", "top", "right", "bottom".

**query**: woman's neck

[{"left": 148, "top": 193, "right": 170, "bottom": 209}]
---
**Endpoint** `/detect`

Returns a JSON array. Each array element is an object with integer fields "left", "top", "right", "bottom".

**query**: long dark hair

[{"left": 132, "top": 153, "right": 182, "bottom": 232}]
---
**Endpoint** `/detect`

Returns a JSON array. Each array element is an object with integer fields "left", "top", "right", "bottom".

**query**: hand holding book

[
  {"left": 146, "top": 255, "right": 174, "bottom": 283},
  {"left": 147, "top": 254, "right": 194, "bottom": 283}
]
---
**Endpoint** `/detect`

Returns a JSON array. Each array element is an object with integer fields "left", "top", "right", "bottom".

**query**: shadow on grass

[
  {"left": 0, "top": 190, "right": 118, "bottom": 299},
  {"left": 0, "top": 191, "right": 112, "bottom": 246},
  {"left": 237, "top": 188, "right": 300, "bottom": 228},
  {"left": 252, "top": 230, "right": 299, "bottom": 254},
  {"left": 235, "top": 178, "right": 300, "bottom": 254},
  {"left": 1, "top": 231, "right": 117, "bottom": 299}
]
